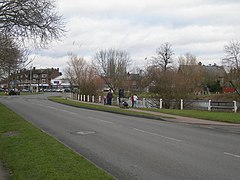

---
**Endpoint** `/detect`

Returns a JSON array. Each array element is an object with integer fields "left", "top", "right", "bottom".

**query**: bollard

[
  {"left": 116, "top": 97, "right": 119, "bottom": 105},
  {"left": 87, "top": 95, "right": 90, "bottom": 102},
  {"left": 99, "top": 96, "right": 101, "bottom": 103},
  {"left": 160, "top": 99, "right": 163, "bottom": 109},
  {"left": 208, "top": 100, "right": 211, "bottom": 111},
  {"left": 233, "top": 101, "right": 237, "bottom": 113},
  {"left": 180, "top": 99, "right": 183, "bottom": 110}
]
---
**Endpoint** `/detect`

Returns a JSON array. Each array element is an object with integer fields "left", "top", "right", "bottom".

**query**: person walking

[
  {"left": 131, "top": 94, "right": 134, "bottom": 107},
  {"left": 107, "top": 89, "right": 113, "bottom": 105},
  {"left": 133, "top": 94, "right": 138, "bottom": 108}
]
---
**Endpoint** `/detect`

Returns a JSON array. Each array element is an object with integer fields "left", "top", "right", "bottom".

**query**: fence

[{"left": 69, "top": 93, "right": 239, "bottom": 113}]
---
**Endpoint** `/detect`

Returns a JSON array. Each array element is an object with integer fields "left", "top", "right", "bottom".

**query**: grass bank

[
  {"left": 140, "top": 108, "right": 240, "bottom": 124},
  {"left": 0, "top": 92, "right": 40, "bottom": 96},
  {"left": 0, "top": 103, "right": 113, "bottom": 180},
  {"left": 48, "top": 96, "right": 169, "bottom": 120},
  {"left": 50, "top": 96, "right": 240, "bottom": 124}
]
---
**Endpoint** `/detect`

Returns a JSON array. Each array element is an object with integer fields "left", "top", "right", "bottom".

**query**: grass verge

[
  {"left": 0, "top": 92, "right": 41, "bottom": 96},
  {"left": 48, "top": 96, "right": 169, "bottom": 120},
  {"left": 0, "top": 103, "right": 113, "bottom": 180},
  {"left": 49, "top": 96, "right": 240, "bottom": 124},
  {"left": 139, "top": 108, "right": 240, "bottom": 124}
]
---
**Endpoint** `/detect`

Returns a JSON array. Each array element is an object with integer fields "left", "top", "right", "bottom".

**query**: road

[{"left": 1, "top": 93, "right": 240, "bottom": 180}]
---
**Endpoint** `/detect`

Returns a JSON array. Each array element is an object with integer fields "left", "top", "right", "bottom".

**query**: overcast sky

[{"left": 30, "top": 0, "right": 240, "bottom": 73}]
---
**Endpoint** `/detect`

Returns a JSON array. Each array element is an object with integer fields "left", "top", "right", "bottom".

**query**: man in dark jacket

[{"left": 107, "top": 89, "right": 113, "bottom": 105}]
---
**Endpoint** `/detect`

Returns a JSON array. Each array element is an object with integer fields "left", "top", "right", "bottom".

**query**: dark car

[{"left": 9, "top": 89, "right": 20, "bottom": 95}]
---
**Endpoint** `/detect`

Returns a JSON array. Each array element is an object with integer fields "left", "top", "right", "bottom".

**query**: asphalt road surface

[{"left": 1, "top": 93, "right": 240, "bottom": 180}]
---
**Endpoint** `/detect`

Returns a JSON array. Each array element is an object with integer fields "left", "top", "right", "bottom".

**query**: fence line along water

[{"left": 69, "top": 93, "right": 239, "bottom": 113}]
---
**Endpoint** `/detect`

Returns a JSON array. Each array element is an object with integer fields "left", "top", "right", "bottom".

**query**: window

[
  {"left": 42, "top": 74, "right": 47, "bottom": 78},
  {"left": 42, "top": 79, "right": 46, "bottom": 83},
  {"left": 33, "top": 74, "right": 38, "bottom": 78}
]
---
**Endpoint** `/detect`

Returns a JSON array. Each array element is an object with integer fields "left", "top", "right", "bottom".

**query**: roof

[{"left": 179, "top": 64, "right": 226, "bottom": 77}]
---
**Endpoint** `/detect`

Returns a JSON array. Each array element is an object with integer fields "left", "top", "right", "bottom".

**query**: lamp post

[{"left": 29, "top": 67, "right": 32, "bottom": 93}]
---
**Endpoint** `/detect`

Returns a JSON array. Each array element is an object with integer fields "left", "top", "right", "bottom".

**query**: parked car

[
  {"left": 21, "top": 89, "right": 30, "bottom": 92},
  {"left": 8, "top": 89, "right": 20, "bottom": 95}
]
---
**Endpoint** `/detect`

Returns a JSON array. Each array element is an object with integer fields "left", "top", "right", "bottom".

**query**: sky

[{"left": 30, "top": 0, "right": 240, "bottom": 74}]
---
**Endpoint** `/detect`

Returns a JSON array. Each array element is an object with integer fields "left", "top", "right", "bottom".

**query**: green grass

[
  {"left": 0, "top": 92, "right": 7, "bottom": 96},
  {"left": 49, "top": 96, "right": 240, "bottom": 124},
  {"left": 139, "top": 108, "right": 240, "bottom": 124},
  {"left": 0, "top": 103, "right": 113, "bottom": 180},
  {"left": 48, "top": 96, "right": 169, "bottom": 120},
  {"left": 0, "top": 92, "right": 40, "bottom": 96}
]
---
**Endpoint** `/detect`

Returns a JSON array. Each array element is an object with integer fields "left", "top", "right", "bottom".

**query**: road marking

[
  {"left": 61, "top": 109, "right": 78, "bottom": 115},
  {"left": 45, "top": 105, "right": 58, "bottom": 110},
  {"left": 44, "top": 105, "right": 78, "bottom": 115},
  {"left": 88, "top": 117, "right": 114, "bottom": 124},
  {"left": 224, "top": 152, "right": 240, "bottom": 158},
  {"left": 133, "top": 128, "right": 182, "bottom": 142},
  {"left": 200, "top": 126, "right": 215, "bottom": 129}
]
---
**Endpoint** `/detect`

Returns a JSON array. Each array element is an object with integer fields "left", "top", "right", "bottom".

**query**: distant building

[
  {"left": 178, "top": 64, "right": 226, "bottom": 93},
  {"left": 179, "top": 64, "right": 226, "bottom": 84},
  {"left": 50, "top": 77, "right": 70, "bottom": 90},
  {"left": 6, "top": 67, "right": 62, "bottom": 92}
]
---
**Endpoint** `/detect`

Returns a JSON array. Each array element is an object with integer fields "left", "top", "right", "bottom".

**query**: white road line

[
  {"left": 224, "top": 152, "right": 240, "bottom": 158},
  {"left": 45, "top": 105, "right": 59, "bottom": 110},
  {"left": 88, "top": 117, "right": 114, "bottom": 124},
  {"left": 133, "top": 128, "right": 182, "bottom": 142},
  {"left": 43, "top": 105, "right": 78, "bottom": 115},
  {"left": 61, "top": 109, "right": 78, "bottom": 115}
]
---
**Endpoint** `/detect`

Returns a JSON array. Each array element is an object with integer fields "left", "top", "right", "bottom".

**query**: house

[
  {"left": 6, "top": 67, "right": 62, "bottom": 92},
  {"left": 178, "top": 64, "right": 226, "bottom": 93},
  {"left": 50, "top": 77, "right": 70, "bottom": 91}
]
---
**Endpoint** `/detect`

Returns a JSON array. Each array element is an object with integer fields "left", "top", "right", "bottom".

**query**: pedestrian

[
  {"left": 131, "top": 94, "right": 134, "bottom": 107},
  {"left": 133, "top": 94, "right": 138, "bottom": 108},
  {"left": 118, "top": 89, "right": 124, "bottom": 104},
  {"left": 107, "top": 89, "right": 113, "bottom": 105},
  {"left": 103, "top": 96, "right": 107, "bottom": 105}
]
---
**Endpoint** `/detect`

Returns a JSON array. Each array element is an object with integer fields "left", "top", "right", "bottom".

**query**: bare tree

[
  {"left": 93, "top": 48, "right": 131, "bottom": 91},
  {"left": 64, "top": 54, "right": 97, "bottom": 95},
  {"left": 178, "top": 52, "right": 197, "bottom": 66},
  {"left": 148, "top": 68, "right": 186, "bottom": 98},
  {"left": 152, "top": 42, "right": 174, "bottom": 71},
  {"left": 0, "top": 0, "right": 65, "bottom": 46},
  {"left": 223, "top": 40, "right": 240, "bottom": 70},
  {"left": 177, "top": 53, "right": 204, "bottom": 93},
  {"left": 0, "top": 34, "right": 28, "bottom": 81},
  {"left": 222, "top": 40, "right": 240, "bottom": 92}
]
